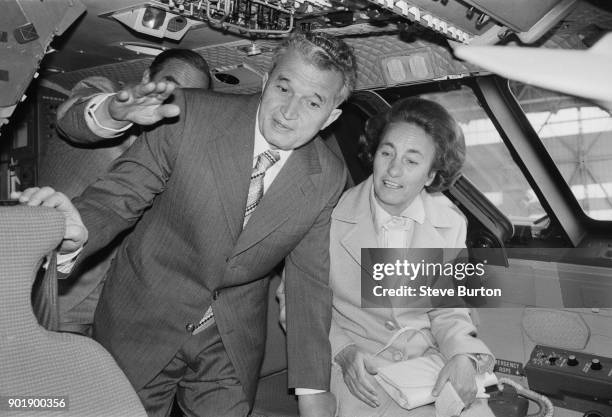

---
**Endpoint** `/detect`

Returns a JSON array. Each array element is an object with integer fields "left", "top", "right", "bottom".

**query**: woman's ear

[{"left": 425, "top": 170, "right": 437, "bottom": 187}]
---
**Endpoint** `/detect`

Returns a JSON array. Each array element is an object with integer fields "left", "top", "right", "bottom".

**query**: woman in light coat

[{"left": 329, "top": 98, "right": 495, "bottom": 417}]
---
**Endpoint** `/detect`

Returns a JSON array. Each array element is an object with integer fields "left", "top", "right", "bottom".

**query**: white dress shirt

[
  {"left": 370, "top": 184, "right": 426, "bottom": 248},
  {"left": 84, "top": 93, "right": 133, "bottom": 138},
  {"left": 253, "top": 108, "right": 292, "bottom": 189}
]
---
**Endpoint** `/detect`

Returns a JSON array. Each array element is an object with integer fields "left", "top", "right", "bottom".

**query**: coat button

[
  {"left": 186, "top": 323, "right": 195, "bottom": 332},
  {"left": 212, "top": 290, "right": 220, "bottom": 300},
  {"left": 392, "top": 351, "right": 403, "bottom": 362},
  {"left": 384, "top": 320, "right": 396, "bottom": 331}
]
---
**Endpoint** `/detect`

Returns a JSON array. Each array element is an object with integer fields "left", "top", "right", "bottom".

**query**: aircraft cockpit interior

[{"left": 1, "top": 1, "right": 611, "bottom": 416}]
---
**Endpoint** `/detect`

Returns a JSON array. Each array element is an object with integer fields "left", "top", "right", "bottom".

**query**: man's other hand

[
  {"left": 11, "top": 187, "right": 88, "bottom": 254},
  {"left": 107, "top": 81, "right": 180, "bottom": 126},
  {"left": 275, "top": 273, "right": 287, "bottom": 332},
  {"left": 298, "top": 392, "right": 336, "bottom": 417}
]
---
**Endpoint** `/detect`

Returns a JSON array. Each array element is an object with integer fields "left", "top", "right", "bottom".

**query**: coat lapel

[
  {"left": 410, "top": 221, "right": 447, "bottom": 248},
  {"left": 208, "top": 95, "right": 259, "bottom": 242},
  {"left": 231, "top": 139, "right": 320, "bottom": 257},
  {"left": 409, "top": 193, "right": 456, "bottom": 248},
  {"left": 335, "top": 178, "right": 378, "bottom": 276}
]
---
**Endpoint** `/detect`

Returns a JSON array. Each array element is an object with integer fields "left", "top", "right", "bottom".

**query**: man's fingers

[
  {"left": 153, "top": 81, "right": 173, "bottom": 94},
  {"left": 133, "top": 81, "right": 157, "bottom": 97},
  {"left": 12, "top": 186, "right": 87, "bottom": 254},
  {"left": 13, "top": 186, "right": 72, "bottom": 209},
  {"left": 115, "top": 90, "right": 131, "bottom": 102},
  {"left": 39, "top": 191, "right": 70, "bottom": 209},
  {"left": 134, "top": 81, "right": 170, "bottom": 98},
  {"left": 157, "top": 104, "right": 180, "bottom": 119},
  {"left": 14, "top": 187, "right": 38, "bottom": 202},
  {"left": 18, "top": 186, "right": 56, "bottom": 206},
  {"left": 117, "top": 81, "right": 175, "bottom": 107}
]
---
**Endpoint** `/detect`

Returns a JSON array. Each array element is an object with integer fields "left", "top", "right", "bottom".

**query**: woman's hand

[
  {"left": 431, "top": 354, "right": 478, "bottom": 406},
  {"left": 334, "top": 345, "right": 386, "bottom": 408}
]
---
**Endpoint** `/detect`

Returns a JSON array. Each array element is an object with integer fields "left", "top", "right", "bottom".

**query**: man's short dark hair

[
  {"left": 149, "top": 49, "right": 211, "bottom": 88},
  {"left": 272, "top": 31, "right": 357, "bottom": 103}
]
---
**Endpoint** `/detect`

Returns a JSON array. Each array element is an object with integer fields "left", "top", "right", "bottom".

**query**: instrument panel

[{"left": 102, "top": 0, "right": 577, "bottom": 44}]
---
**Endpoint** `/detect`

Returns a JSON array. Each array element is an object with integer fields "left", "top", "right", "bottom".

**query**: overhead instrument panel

[{"left": 101, "top": 0, "right": 578, "bottom": 44}]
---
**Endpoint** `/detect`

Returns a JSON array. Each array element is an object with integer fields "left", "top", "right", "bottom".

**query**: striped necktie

[
  {"left": 192, "top": 150, "right": 280, "bottom": 335},
  {"left": 244, "top": 150, "right": 280, "bottom": 226}
]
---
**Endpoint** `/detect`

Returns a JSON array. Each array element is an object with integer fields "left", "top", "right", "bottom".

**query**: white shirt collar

[
  {"left": 253, "top": 106, "right": 292, "bottom": 165},
  {"left": 370, "top": 183, "right": 426, "bottom": 233}
]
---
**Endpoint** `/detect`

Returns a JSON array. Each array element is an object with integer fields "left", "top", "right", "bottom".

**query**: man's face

[
  {"left": 258, "top": 49, "right": 344, "bottom": 150},
  {"left": 145, "top": 59, "right": 210, "bottom": 89}
]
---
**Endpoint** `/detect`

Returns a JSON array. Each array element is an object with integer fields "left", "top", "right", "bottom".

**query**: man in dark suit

[
  {"left": 16, "top": 32, "right": 356, "bottom": 417},
  {"left": 41, "top": 49, "right": 210, "bottom": 336}
]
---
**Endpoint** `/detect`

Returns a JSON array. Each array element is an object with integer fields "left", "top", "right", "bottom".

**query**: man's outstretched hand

[{"left": 103, "top": 81, "right": 181, "bottom": 128}]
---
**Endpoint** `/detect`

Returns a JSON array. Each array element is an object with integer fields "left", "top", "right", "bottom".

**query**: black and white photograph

[{"left": 1, "top": 1, "right": 611, "bottom": 416}]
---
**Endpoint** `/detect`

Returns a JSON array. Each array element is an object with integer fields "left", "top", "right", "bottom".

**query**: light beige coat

[{"left": 329, "top": 175, "right": 492, "bottom": 367}]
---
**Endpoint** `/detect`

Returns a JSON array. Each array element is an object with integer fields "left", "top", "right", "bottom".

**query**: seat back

[{"left": 0, "top": 205, "right": 146, "bottom": 417}]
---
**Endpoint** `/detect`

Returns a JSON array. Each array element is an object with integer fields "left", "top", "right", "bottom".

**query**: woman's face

[{"left": 373, "top": 122, "right": 436, "bottom": 216}]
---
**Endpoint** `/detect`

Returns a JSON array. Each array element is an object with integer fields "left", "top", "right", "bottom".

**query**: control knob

[
  {"left": 590, "top": 358, "right": 602, "bottom": 370},
  {"left": 567, "top": 355, "right": 578, "bottom": 366}
]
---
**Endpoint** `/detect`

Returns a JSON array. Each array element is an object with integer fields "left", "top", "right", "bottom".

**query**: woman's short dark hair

[{"left": 359, "top": 97, "right": 466, "bottom": 193}]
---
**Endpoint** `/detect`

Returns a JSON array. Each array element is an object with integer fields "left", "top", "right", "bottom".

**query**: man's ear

[
  {"left": 322, "top": 108, "right": 342, "bottom": 130},
  {"left": 141, "top": 69, "right": 151, "bottom": 84}
]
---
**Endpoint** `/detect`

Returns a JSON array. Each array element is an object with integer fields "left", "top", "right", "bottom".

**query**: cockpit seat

[{"left": 0, "top": 205, "right": 147, "bottom": 417}]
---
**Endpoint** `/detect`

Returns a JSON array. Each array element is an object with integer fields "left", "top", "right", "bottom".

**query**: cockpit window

[
  {"left": 509, "top": 81, "right": 612, "bottom": 221},
  {"left": 418, "top": 87, "right": 547, "bottom": 226}
]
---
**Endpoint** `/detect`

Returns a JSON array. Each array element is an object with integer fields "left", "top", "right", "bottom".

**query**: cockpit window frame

[{"left": 359, "top": 75, "right": 612, "bottom": 248}]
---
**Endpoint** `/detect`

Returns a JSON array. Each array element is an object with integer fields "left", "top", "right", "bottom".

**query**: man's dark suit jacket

[{"left": 67, "top": 89, "right": 347, "bottom": 403}]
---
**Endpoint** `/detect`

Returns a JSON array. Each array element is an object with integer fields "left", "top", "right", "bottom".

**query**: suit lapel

[
  {"left": 208, "top": 96, "right": 259, "bottom": 242},
  {"left": 231, "top": 140, "right": 319, "bottom": 257}
]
